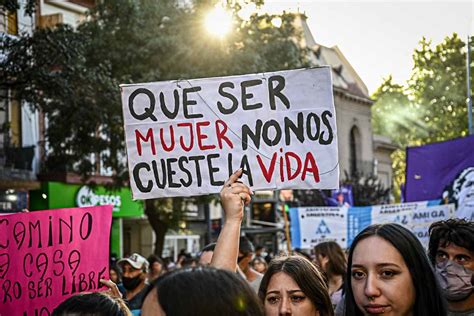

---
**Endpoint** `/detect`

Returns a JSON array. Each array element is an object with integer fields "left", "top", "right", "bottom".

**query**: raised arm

[{"left": 210, "top": 169, "right": 252, "bottom": 271}]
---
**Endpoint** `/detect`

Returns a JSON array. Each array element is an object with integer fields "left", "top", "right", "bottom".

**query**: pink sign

[{"left": 0, "top": 205, "right": 112, "bottom": 316}]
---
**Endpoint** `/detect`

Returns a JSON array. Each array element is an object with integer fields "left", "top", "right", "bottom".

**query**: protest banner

[
  {"left": 290, "top": 206, "right": 348, "bottom": 249},
  {"left": 0, "top": 205, "right": 112, "bottom": 316},
  {"left": 371, "top": 202, "right": 422, "bottom": 226},
  {"left": 411, "top": 204, "right": 455, "bottom": 248},
  {"left": 121, "top": 67, "right": 339, "bottom": 199},
  {"left": 291, "top": 201, "right": 455, "bottom": 250},
  {"left": 405, "top": 135, "right": 474, "bottom": 221}
]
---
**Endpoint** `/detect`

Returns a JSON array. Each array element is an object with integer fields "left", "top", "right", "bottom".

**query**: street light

[{"left": 205, "top": 5, "right": 232, "bottom": 38}]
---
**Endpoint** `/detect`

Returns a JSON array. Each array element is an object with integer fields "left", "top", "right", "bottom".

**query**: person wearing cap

[{"left": 118, "top": 253, "right": 150, "bottom": 315}]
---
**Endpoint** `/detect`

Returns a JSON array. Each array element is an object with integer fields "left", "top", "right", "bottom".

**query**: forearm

[{"left": 210, "top": 218, "right": 242, "bottom": 271}]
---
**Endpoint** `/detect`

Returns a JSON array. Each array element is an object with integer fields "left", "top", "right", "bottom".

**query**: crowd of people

[{"left": 52, "top": 169, "right": 474, "bottom": 316}]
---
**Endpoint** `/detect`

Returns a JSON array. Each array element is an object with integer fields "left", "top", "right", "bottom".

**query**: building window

[{"left": 350, "top": 126, "right": 361, "bottom": 176}]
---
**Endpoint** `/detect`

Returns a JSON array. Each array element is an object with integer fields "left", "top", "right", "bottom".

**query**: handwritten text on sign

[
  {"left": 0, "top": 206, "right": 112, "bottom": 316},
  {"left": 121, "top": 67, "right": 339, "bottom": 198}
]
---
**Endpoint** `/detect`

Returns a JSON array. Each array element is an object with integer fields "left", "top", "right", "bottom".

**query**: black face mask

[{"left": 122, "top": 275, "right": 142, "bottom": 291}]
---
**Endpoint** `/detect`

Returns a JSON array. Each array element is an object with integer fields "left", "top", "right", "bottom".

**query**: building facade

[
  {"left": 1, "top": 4, "right": 396, "bottom": 257},
  {"left": 0, "top": 1, "right": 39, "bottom": 213},
  {"left": 295, "top": 14, "right": 396, "bottom": 183}
]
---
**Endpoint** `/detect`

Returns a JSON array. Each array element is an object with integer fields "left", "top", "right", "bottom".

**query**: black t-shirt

[{"left": 125, "top": 283, "right": 151, "bottom": 314}]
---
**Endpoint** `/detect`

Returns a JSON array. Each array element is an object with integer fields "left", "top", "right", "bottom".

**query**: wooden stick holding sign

[{"left": 120, "top": 67, "right": 339, "bottom": 199}]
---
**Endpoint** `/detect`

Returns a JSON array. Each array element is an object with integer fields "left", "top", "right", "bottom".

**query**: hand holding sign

[
  {"left": 121, "top": 67, "right": 339, "bottom": 199},
  {"left": 220, "top": 169, "right": 252, "bottom": 223},
  {"left": 211, "top": 170, "right": 252, "bottom": 272}
]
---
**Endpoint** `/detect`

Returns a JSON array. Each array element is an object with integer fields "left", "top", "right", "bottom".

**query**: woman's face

[
  {"left": 350, "top": 236, "right": 416, "bottom": 316},
  {"left": 152, "top": 261, "right": 163, "bottom": 274},
  {"left": 315, "top": 254, "right": 329, "bottom": 273},
  {"left": 264, "top": 271, "right": 319, "bottom": 316},
  {"left": 253, "top": 260, "right": 267, "bottom": 273},
  {"left": 109, "top": 269, "right": 119, "bottom": 283}
]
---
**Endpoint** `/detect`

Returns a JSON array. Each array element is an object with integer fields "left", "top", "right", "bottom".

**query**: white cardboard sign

[
  {"left": 120, "top": 67, "right": 338, "bottom": 199},
  {"left": 294, "top": 206, "right": 348, "bottom": 249}
]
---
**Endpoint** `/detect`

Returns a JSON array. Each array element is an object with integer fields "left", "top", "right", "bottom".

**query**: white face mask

[{"left": 435, "top": 260, "right": 474, "bottom": 301}]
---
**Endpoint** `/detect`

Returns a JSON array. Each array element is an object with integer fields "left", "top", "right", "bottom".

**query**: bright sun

[{"left": 205, "top": 6, "right": 233, "bottom": 38}]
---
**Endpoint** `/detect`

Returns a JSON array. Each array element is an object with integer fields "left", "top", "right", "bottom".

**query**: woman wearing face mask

[
  {"left": 344, "top": 223, "right": 447, "bottom": 316},
  {"left": 429, "top": 219, "right": 474, "bottom": 315},
  {"left": 259, "top": 255, "right": 334, "bottom": 316}
]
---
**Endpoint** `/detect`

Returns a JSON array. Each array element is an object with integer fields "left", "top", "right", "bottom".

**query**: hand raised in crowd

[
  {"left": 219, "top": 168, "right": 252, "bottom": 223},
  {"left": 212, "top": 169, "right": 253, "bottom": 271},
  {"left": 99, "top": 278, "right": 123, "bottom": 299}
]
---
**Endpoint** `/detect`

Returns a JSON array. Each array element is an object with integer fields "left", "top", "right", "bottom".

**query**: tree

[
  {"left": 371, "top": 33, "right": 472, "bottom": 200},
  {"left": 371, "top": 76, "right": 427, "bottom": 147},
  {"left": 409, "top": 34, "right": 470, "bottom": 143},
  {"left": 1, "top": 0, "right": 308, "bottom": 255}
]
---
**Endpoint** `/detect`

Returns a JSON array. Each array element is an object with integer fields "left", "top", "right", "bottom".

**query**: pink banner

[{"left": 0, "top": 205, "right": 112, "bottom": 316}]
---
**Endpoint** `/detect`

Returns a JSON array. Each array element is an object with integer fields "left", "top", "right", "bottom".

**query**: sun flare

[{"left": 205, "top": 6, "right": 233, "bottom": 38}]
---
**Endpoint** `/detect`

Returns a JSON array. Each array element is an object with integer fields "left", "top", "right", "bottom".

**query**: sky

[{"left": 261, "top": 1, "right": 473, "bottom": 94}]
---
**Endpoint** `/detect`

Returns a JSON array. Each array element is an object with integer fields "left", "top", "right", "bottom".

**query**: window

[{"left": 350, "top": 126, "right": 361, "bottom": 175}]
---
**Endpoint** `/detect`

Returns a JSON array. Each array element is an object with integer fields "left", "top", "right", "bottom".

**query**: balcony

[
  {"left": 4, "top": 145, "right": 34, "bottom": 170},
  {"left": 0, "top": 146, "right": 37, "bottom": 183}
]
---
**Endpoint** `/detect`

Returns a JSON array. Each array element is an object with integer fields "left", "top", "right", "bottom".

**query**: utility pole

[{"left": 468, "top": 36, "right": 473, "bottom": 135}]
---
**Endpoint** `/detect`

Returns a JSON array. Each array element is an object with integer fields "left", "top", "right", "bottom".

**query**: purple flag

[{"left": 405, "top": 135, "right": 474, "bottom": 203}]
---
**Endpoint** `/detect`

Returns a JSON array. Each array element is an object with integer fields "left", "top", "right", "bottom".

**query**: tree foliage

[
  {"left": 0, "top": 0, "right": 35, "bottom": 15},
  {"left": 1, "top": 0, "right": 308, "bottom": 254},
  {"left": 409, "top": 34, "right": 470, "bottom": 142},
  {"left": 371, "top": 33, "right": 472, "bottom": 200}
]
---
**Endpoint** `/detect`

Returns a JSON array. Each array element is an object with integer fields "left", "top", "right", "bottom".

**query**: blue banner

[{"left": 291, "top": 200, "right": 456, "bottom": 250}]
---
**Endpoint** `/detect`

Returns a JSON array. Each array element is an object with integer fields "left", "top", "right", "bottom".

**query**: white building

[{"left": 296, "top": 14, "right": 396, "bottom": 185}]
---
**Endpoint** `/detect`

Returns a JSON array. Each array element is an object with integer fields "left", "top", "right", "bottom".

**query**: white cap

[{"left": 118, "top": 253, "right": 149, "bottom": 270}]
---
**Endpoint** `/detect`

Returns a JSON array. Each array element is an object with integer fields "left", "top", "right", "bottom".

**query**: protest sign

[
  {"left": 291, "top": 201, "right": 455, "bottom": 250},
  {"left": 121, "top": 67, "right": 339, "bottom": 199},
  {"left": 0, "top": 205, "right": 112, "bottom": 316},
  {"left": 290, "top": 206, "right": 348, "bottom": 249}
]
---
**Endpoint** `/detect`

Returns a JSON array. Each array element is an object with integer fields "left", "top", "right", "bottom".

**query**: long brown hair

[
  {"left": 258, "top": 255, "right": 334, "bottom": 316},
  {"left": 314, "top": 241, "right": 347, "bottom": 277}
]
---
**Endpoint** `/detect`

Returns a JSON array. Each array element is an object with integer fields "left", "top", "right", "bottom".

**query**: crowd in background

[{"left": 51, "top": 171, "right": 474, "bottom": 316}]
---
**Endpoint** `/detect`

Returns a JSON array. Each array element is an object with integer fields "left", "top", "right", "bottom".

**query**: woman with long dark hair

[
  {"left": 259, "top": 255, "right": 334, "bottom": 316},
  {"left": 314, "top": 241, "right": 346, "bottom": 309},
  {"left": 344, "top": 223, "right": 447, "bottom": 316},
  {"left": 142, "top": 267, "right": 264, "bottom": 316},
  {"left": 213, "top": 169, "right": 333, "bottom": 315}
]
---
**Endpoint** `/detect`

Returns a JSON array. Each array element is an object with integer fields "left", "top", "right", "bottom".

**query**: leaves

[
  {"left": 1, "top": 0, "right": 306, "bottom": 238},
  {"left": 371, "top": 33, "right": 472, "bottom": 200},
  {"left": 2, "top": 0, "right": 305, "bottom": 179}
]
